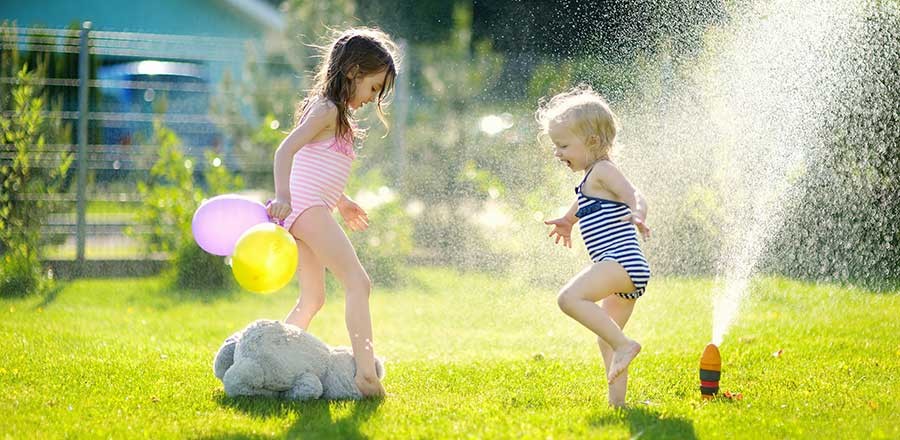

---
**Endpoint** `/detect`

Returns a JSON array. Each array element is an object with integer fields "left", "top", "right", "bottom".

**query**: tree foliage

[
  {"left": 130, "top": 120, "right": 244, "bottom": 289},
  {"left": 0, "top": 66, "right": 72, "bottom": 296}
]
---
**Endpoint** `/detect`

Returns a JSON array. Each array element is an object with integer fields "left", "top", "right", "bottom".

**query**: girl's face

[
  {"left": 348, "top": 70, "right": 389, "bottom": 110},
  {"left": 548, "top": 121, "right": 594, "bottom": 172}
]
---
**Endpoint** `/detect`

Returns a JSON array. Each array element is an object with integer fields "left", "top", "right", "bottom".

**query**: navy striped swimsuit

[{"left": 575, "top": 167, "right": 651, "bottom": 299}]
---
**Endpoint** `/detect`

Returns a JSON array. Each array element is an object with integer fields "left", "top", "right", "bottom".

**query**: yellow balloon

[{"left": 231, "top": 223, "right": 298, "bottom": 294}]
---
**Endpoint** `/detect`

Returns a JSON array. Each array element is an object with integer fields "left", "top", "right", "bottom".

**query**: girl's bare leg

[
  {"left": 283, "top": 238, "right": 326, "bottom": 330},
  {"left": 290, "top": 206, "right": 385, "bottom": 397},
  {"left": 597, "top": 295, "right": 636, "bottom": 407},
  {"left": 557, "top": 261, "right": 641, "bottom": 384}
]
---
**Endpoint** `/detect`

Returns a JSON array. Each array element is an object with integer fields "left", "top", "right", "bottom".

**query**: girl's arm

[
  {"left": 592, "top": 161, "right": 651, "bottom": 239},
  {"left": 273, "top": 100, "right": 336, "bottom": 203}
]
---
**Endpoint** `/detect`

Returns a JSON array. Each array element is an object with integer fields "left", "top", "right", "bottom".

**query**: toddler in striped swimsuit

[
  {"left": 266, "top": 28, "right": 399, "bottom": 398},
  {"left": 538, "top": 85, "right": 651, "bottom": 408}
]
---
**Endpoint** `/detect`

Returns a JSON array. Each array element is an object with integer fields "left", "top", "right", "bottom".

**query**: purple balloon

[{"left": 192, "top": 194, "right": 270, "bottom": 256}]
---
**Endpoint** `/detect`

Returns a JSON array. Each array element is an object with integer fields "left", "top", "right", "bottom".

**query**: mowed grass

[{"left": 1, "top": 268, "right": 898, "bottom": 439}]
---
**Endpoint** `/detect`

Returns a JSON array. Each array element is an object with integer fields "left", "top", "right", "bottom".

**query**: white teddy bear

[{"left": 213, "top": 319, "right": 384, "bottom": 400}]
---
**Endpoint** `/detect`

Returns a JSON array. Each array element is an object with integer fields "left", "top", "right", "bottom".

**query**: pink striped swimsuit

[{"left": 283, "top": 136, "right": 355, "bottom": 230}]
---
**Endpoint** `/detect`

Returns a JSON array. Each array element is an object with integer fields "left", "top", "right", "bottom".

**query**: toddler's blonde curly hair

[{"left": 535, "top": 85, "right": 620, "bottom": 158}]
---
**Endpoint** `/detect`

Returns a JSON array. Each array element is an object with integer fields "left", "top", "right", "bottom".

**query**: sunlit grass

[{"left": 1, "top": 268, "right": 897, "bottom": 438}]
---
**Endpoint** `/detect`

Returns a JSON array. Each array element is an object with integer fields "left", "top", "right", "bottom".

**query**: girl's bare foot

[{"left": 607, "top": 340, "right": 641, "bottom": 384}]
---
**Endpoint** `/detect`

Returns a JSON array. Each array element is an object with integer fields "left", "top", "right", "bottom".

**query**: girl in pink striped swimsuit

[
  {"left": 280, "top": 133, "right": 356, "bottom": 230},
  {"left": 266, "top": 28, "right": 398, "bottom": 398}
]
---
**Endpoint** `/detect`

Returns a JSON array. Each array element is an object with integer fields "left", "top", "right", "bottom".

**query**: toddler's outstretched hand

[
  {"left": 338, "top": 197, "right": 370, "bottom": 232},
  {"left": 619, "top": 213, "right": 651, "bottom": 240},
  {"left": 544, "top": 217, "right": 574, "bottom": 248}
]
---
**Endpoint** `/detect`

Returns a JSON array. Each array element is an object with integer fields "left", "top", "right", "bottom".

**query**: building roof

[
  {"left": 223, "top": 0, "right": 284, "bottom": 32},
  {"left": 4, "top": 0, "right": 285, "bottom": 38}
]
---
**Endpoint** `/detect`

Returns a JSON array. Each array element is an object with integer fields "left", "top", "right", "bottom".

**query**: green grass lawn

[{"left": 2, "top": 268, "right": 898, "bottom": 439}]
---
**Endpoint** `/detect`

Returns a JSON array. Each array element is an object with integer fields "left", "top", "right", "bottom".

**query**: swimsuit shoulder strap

[{"left": 578, "top": 163, "right": 598, "bottom": 191}]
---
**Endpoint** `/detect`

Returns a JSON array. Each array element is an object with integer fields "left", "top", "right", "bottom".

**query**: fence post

[{"left": 75, "top": 21, "right": 91, "bottom": 274}]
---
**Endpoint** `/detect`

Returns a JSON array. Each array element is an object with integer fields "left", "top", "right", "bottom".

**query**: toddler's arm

[
  {"left": 593, "top": 162, "right": 651, "bottom": 239},
  {"left": 563, "top": 199, "right": 579, "bottom": 222},
  {"left": 544, "top": 200, "right": 579, "bottom": 248}
]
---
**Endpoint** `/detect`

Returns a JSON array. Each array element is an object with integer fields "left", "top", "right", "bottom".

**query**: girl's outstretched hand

[
  {"left": 619, "top": 213, "right": 651, "bottom": 240},
  {"left": 267, "top": 199, "right": 291, "bottom": 221},
  {"left": 337, "top": 197, "right": 370, "bottom": 232},
  {"left": 544, "top": 216, "right": 574, "bottom": 248}
]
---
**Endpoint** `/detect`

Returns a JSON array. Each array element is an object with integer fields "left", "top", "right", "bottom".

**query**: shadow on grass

[
  {"left": 591, "top": 405, "right": 697, "bottom": 439},
  {"left": 205, "top": 393, "right": 383, "bottom": 439}
]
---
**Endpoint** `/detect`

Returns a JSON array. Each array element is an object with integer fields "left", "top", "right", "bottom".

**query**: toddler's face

[
  {"left": 349, "top": 70, "right": 389, "bottom": 110},
  {"left": 548, "top": 121, "right": 592, "bottom": 172}
]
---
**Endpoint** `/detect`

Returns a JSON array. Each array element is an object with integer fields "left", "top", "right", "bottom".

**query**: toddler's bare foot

[
  {"left": 607, "top": 369, "right": 627, "bottom": 407},
  {"left": 607, "top": 340, "right": 641, "bottom": 384}
]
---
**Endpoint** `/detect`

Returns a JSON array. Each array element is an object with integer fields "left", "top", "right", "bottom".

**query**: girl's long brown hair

[{"left": 294, "top": 28, "right": 398, "bottom": 142}]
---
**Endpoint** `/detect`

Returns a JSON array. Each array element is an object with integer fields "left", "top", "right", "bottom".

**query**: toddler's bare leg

[
  {"left": 557, "top": 261, "right": 641, "bottom": 385},
  {"left": 598, "top": 338, "right": 626, "bottom": 406},
  {"left": 597, "top": 296, "right": 636, "bottom": 407},
  {"left": 608, "top": 339, "right": 641, "bottom": 384},
  {"left": 284, "top": 238, "right": 325, "bottom": 330}
]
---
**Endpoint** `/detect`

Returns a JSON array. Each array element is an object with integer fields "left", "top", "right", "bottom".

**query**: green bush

[
  {"left": 0, "top": 65, "right": 71, "bottom": 297},
  {"left": 173, "top": 242, "right": 232, "bottom": 290},
  {"left": 0, "top": 245, "right": 42, "bottom": 297},
  {"left": 129, "top": 120, "right": 242, "bottom": 290}
]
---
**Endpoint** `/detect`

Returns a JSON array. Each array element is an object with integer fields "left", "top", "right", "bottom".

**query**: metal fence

[{"left": 1, "top": 22, "right": 269, "bottom": 277}]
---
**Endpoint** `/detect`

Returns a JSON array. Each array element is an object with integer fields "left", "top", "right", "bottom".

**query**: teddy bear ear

[{"left": 213, "top": 338, "right": 238, "bottom": 380}]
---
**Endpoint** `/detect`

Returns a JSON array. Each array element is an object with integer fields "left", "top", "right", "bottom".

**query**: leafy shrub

[
  {"left": 0, "top": 65, "right": 71, "bottom": 297},
  {"left": 130, "top": 120, "right": 242, "bottom": 290},
  {"left": 173, "top": 241, "right": 233, "bottom": 290},
  {"left": 0, "top": 245, "right": 42, "bottom": 297}
]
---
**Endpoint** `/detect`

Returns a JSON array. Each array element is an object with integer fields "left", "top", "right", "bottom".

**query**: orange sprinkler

[{"left": 699, "top": 344, "right": 721, "bottom": 399}]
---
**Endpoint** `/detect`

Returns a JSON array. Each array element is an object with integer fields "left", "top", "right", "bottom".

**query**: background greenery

[
  {"left": 3, "top": 1, "right": 897, "bottom": 295},
  {"left": 220, "top": 0, "right": 898, "bottom": 290},
  {"left": 0, "top": 65, "right": 71, "bottom": 296}
]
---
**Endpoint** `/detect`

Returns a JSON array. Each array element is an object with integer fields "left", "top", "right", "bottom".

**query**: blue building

[
  {"left": 3, "top": 0, "right": 285, "bottom": 170},
  {"left": 3, "top": 0, "right": 284, "bottom": 39}
]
